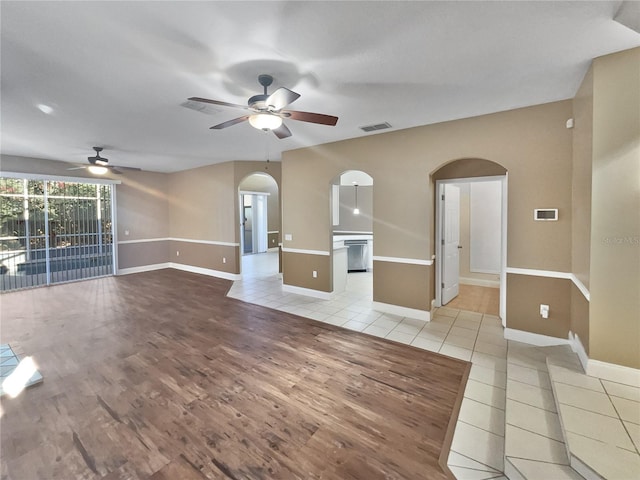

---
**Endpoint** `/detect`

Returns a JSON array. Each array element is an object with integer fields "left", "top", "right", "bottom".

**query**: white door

[
  {"left": 255, "top": 194, "right": 268, "bottom": 253},
  {"left": 442, "top": 184, "right": 461, "bottom": 305}
]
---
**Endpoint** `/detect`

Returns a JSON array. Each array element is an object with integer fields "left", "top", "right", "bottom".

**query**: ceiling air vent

[{"left": 360, "top": 122, "right": 392, "bottom": 132}]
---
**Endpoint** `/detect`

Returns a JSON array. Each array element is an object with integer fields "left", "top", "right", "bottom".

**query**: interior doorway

[
  {"left": 435, "top": 175, "right": 507, "bottom": 321},
  {"left": 240, "top": 192, "right": 268, "bottom": 255},
  {"left": 330, "top": 170, "right": 374, "bottom": 296},
  {"left": 238, "top": 173, "right": 279, "bottom": 277}
]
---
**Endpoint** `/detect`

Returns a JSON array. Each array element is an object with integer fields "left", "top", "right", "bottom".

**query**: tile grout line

[
  {"left": 598, "top": 376, "right": 640, "bottom": 456},
  {"left": 504, "top": 420, "right": 565, "bottom": 444},
  {"left": 449, "top": 450, "right": 503, "bottom": 473},
  {"left": 457, "top": 418, "right": 505, "bottom": 438},
  {"left": 462, "top": 394, "right": 506, "bottom": 412},
  {"left": 562, "top": 428, "right": 639, "bottom": 455}
]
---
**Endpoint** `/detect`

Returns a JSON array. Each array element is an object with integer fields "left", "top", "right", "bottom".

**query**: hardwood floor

[
  {"left": 445, "top": 285, "right": 500, "bottom": 316},
  {"left": 0, "top": 270, "right": 469, "bottom": 480}
]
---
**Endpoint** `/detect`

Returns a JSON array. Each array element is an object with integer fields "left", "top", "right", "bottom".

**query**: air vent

[{"left": 360, "top": 122, "right": 392, "bottom": 132}]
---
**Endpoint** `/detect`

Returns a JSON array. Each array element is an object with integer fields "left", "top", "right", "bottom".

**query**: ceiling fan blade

[
  {"left": 189, "top": 97, "right": 249, "bottom": 110},
  {"left": 108, "top": 167, "right": 124, "bottom": 175},
  {"left": 210, "top": 115, "right": 250, "bottom": 129},
  {"left": 110, "top": 165, "right": 142, "bottom": 172},
  {"left": 67, "top": 166, "right": 86, "bottom": 171},
  {"left": 265, "top": 87, "right": 300, "bottom": 111},
  {"left": 272, "top": 123, "right": 292, "bottom": 139},
  {"left": 282, "top": 110, "right": 338, "bottom": 126}
]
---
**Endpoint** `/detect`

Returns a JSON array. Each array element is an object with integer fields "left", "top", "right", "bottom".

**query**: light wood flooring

[
  {"left": 0, "top": 270, "right": 469, "bottom": 480},
  {"left": 445, "top": 285, "right": 499, "bottom": 316}
]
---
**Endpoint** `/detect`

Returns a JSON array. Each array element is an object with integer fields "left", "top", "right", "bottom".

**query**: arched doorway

[
  {"left": 238, "top": 172, "right": 280, "bottom": 277},
  {"left": 431, "top": 159, "right": 508, "bottom": 323},
  {"left": 330, "top": 170, "right": 374, "bottom": 296}
]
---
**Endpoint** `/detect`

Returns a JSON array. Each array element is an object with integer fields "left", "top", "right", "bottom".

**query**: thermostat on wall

[{"left": 534, "top": 209, "right": 558, "bottom": 221}]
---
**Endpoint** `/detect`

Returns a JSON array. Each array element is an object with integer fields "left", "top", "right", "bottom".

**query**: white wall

[{"left": 459, "top": 182, "right": 501, "bottom": 286}]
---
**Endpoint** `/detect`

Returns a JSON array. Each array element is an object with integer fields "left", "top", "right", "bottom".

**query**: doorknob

[{"left": 457, "top": 245, "right": 463, "bottom": 249}]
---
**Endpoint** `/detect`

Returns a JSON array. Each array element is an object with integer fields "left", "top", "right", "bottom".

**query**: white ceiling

[{"left": 1, "top": 1, "right": 639, "bottom": 173}]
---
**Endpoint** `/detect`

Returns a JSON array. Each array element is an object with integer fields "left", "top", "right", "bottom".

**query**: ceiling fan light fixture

[
  {"left": 249, "top": 113, "right": 282, "bottom": 131},
  {"left": 88, "top": 165, "right": 108, "bottom": 175}
]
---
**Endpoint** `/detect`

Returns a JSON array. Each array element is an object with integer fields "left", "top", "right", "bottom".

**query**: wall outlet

[
  {"left": 540, "top": 304, "right": 549, "bottom": 319},
  {"left": 222, "top": 257, "right": 226, "bottom": 264},
  {"left": 312, "top": 270, "right": 318, "bottom": 278},
  {"left": 285, "top": 233, "right": 292, "bottom": 241},
  {"left": 176, "top": 250, "right": 180, "bottom": 257},
  {"left": 272, "top": 238, "right": 275, "bottom": 244},
  {"left": 124, "top": 230, "right": 130, "bottom": 236}
]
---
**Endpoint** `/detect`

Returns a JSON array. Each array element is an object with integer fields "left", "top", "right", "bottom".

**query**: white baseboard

[
  {"left": 504, "top": 328, "right": 570, "bottom": 347},
  {"left": 372, "top": 302, "right": 430, "bottom": 322},
  {"left": 568, "top": 331, "right": 589, "bottom": 372},
  {"left": 282, "top": 284, "right": 333, "bottom": 300},
  {"left": 587, "top": 359, "right": 640, "bottom": 387},
  {"left": 459, "top": 276, "right": 500, "bottom": 288},
  {"left": 169, "top": 262, "right": 241, "bottom": 281},
  {"left": 117, "top": 263, "right": 171, "bottom": 275},
  {"left": 570, "top": 453, "right": 601, "bottom": 480}
]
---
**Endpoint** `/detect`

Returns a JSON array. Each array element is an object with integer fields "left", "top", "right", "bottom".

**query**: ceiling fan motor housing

[{"left": 248, "top": 94, "right": 269, "bottom": 109}]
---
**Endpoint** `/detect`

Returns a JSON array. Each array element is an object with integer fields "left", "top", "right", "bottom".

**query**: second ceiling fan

[{"left": 188, "top": 74, "right": 338, "bottom": 139}]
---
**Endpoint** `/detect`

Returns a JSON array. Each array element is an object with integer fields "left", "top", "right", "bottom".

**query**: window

[{"left": 0, "top": 177, "right": 115, "bottom": 291}]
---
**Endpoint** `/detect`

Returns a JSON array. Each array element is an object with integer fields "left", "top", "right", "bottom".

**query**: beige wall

[
  {"left": 282, "top": 100, "right": 573, "bottom": 319},
  {"left": 169, "top": 240, "right": 238, "bottom": 275},
  {"left": 118, "top": 241, "right": 169, "bottom": 270},
  {"left": 116, "top": 170, "right": 170, "bottom": 269},
  {"left": 373, "top": 262, "right": 431, "bottom": 311},
  {"left": 589, "top": 48, "right": 640, "bottom": 369},
  {"left": 282, "top": 251, "right": 331, "bottom": 292},
  {"left": 507, "top": 274, "right": 571, "bottom": 339},
  {"left": 571, "top": 283, "right": 590, "bottom": 354},
  {"left": 169, "top": 162, "right": 236, "bottom": 244},
  {"left": 116, "top": 170, "right": 170, "bottom": 242}
]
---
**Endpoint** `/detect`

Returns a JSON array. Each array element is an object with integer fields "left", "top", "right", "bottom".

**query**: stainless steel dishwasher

[{"left": 344, "top": 239, "right": 368, "bottom": 272}]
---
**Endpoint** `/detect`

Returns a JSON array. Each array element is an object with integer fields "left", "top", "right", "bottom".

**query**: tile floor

[
  {"left": 547, "top": 359, "right": 640, "bottom": 480},
  {"left": 0, "top": 343, "right": 43, "bottom": 397},
  {"left": 230, "top": 252, "right": 640, "bottom": 480}
]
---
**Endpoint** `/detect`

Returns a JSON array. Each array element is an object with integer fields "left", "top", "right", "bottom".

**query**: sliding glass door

[{"left": 0, "top": 177, "right": 115, "bottom": 292}]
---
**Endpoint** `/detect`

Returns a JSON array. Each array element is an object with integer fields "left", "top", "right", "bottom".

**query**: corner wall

[
  {"left": 589, "top": 47, "right": 640, "bottom": 369},
  {"left": 571, "top": 64, "right": 594, "bottom": 353},
  {"left": 116, "top": 170, "right": 170, "bottom": 271},
  {"left": 167, "top": 160, "right": 281, "bottom": 276}
]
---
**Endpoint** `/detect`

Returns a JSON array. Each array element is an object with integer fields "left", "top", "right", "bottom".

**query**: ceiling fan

[
  {"left": 188, "top": 74, "right": 338, "bottom": 139},
  {"left": 68, "top": 147, "right": 141, "bottom": 175}
]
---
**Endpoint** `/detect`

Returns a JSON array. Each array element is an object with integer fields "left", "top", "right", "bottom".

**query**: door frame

[{"left": 435, "top": 174, "right": 508, "bottom": 324}]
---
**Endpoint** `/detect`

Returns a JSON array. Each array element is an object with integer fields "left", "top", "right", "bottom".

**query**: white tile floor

[
  {"left": 547, "top": 360, "right": 640, "bottom": 480},
  {"left": 230, "top": 252, "right": 640, "bottom": 480}
]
